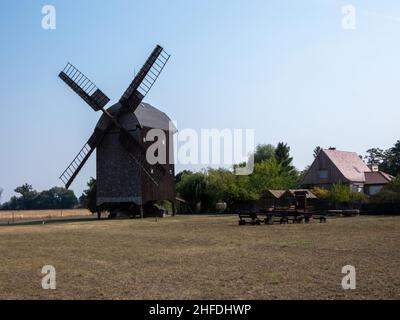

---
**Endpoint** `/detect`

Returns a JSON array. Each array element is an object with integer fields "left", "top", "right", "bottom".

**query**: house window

[
  {"left": 368, "top": 185, "right": 382, "bottom": 195},
  {"left": 351, "top": 183, "right": 364, "bottom": 193},
  {"left": 318, "top": 170, "right": 328, "bottom": 179}
]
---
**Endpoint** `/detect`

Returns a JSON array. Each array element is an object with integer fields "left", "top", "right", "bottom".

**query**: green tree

[
  {"left": 36, "top": 187, "right": 78, "bottom": 209},
  {"left": 82, "top": 178, "right": 97, "bottom": 213},
  {"left": 13, "top": 183, "right": 37, "bottom": 210},
  {"left": 206, "top": 168, "right": 257, "bottom": 208},
  {"left": 364, "top": 141, "right": 400, "bottom": 176},
  {"left": 1, "top": 184, "right": 78, "bottom": 210},
  {"left": 14, "top": 183, "right": 35, "bottom": 198},
  {"left": 384, "top": 175, "right": 400, "bottom": 193},
  {"left": 275, "top": 142, "right": 295, "bottom": 174},
  {"left": 364, "top": 148, "right": 386, "bottom": 166},
  {"left": 372, "top": 175, "right": 400, "bottom": 203},
  {"left": 386, "top": 140, "right": 400, "bottom": 176},
  {"left": 175, "top": 170, "right": 193, "bottom": 184},
  {"left": 176, "top": 171, "right": 208, "bottom": 212},
  {"left": 254, "top": 144, "right": 276, "bottom": 164},
  {"left": 313, "top": 146, "right": 322, "bottom": 158},
  {"left": 249, "top": 158, "right": 297, "bottom": 194}
]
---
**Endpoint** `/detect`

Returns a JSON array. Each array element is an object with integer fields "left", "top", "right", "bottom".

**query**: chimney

[
  {"left": 370, "top": 164, "right": 379, "bottom": 172},
  {"left": 328, "top": 147, "right": 336, "bottom": 150}
]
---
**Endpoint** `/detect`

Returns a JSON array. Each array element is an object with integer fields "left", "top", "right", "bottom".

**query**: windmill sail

[
  {"left": 59, "top": 45, "right": 171, "bottom": 189},
  {"left": 59, "top": 63, "right": 110, "bottom": 111},
  {"left": 120, "top": 45, "right": 170, "bottom": 112},
  {"left": 59, "top": 136, "right": 97, "bottom": 189}
]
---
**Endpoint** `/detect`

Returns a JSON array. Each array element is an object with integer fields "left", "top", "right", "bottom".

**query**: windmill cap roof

[{"left": 97, "top": 102, "right": 177, "bottom": 132}]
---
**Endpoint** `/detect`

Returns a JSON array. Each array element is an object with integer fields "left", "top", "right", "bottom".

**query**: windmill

[{"left": 58, "top": 45, "right": 176, "bottom": 217}]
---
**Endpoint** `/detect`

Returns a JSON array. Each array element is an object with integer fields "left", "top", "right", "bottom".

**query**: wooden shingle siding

[
  {"left": 95, "top": 103, "right": 176, "bottom": 207},
  {"left": 301, "top": 150, "right": 349, "bottom": 187}
]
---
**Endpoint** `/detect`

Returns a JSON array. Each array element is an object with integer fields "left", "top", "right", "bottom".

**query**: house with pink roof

[{"left": 300, "top": 148, "right": 393, "bottom": 195}]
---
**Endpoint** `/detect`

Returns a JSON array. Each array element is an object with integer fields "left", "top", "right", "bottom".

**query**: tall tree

[
  {"left": 387, "top": 140, "right": 400, "bottom": 176},
  {"left": 274, "top": 142, "right": 295, "bottom": 173},
  {"left": 14, "top": 183, "right": 35, "bottom": 199},
  {"left": 364, "top": 141, "right": 400, "bottom": 176},
  {"left": 13, "top": 183, "right": 37, "bottom": 210},
  {"left": 313, "top": 146, "right": 322, "bottom": 158},
  {"left": 364, "top": 148, "right": 386, "bottom": 166}
]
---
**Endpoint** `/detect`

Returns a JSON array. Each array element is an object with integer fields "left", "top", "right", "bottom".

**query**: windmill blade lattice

[
  {"left": 59, "top": 63, "right": 110, "bottom": 111},
  {"left": 120, "top": 46, "right": 170, "bottom": 112}
]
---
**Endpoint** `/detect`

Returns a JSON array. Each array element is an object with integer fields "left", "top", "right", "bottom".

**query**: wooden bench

[
  {"left": 238, "top": 212, "right": 262, "bottom": 225},
  {"left": 342, "top": 209, "right": 360, "bottom": 217},
  {"left": 304, "top": 212, "right": 327, "bottom": 223},
  {"left": 327, "top": 210, "right": 342, "bottom": 216},
  {"left": 265, "top": 211, "right": 304, "bottom": 224}
]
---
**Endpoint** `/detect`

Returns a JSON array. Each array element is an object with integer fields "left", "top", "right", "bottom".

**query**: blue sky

[{"left": 0, "top": 0, "right": 399, "bottom": 202}]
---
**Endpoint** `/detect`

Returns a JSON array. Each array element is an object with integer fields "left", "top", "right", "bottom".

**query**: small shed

[
  {"left": 280, "top": 189, "right": 317, "bottom": 209},
  {"left": 259, "top": 190, "right": 285, "bottom": 209}
]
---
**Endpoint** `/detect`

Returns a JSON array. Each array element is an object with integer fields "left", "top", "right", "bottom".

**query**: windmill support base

[
  {"left": 171, "top": 201, "right": 176, "bottom": 216},
  {"left": 140, "top": 205, "right": 144, "bottom": 219}
]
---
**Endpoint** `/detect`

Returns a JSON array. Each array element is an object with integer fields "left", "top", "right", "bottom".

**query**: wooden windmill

[{"left": 58, "top": 45, "right": 176, "bottom": 217}]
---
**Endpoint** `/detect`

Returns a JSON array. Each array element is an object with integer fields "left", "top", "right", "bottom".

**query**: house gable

[{"left": 301, "top": 150, "right": 349, "bottom": 187}]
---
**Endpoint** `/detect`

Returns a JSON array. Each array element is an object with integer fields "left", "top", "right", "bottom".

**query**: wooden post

[
  {"left": 172, "top": 201, "right": 176, "bottom": 216},
  {"left": 140, "top": 205, "right": 144, "bottom": 219}
]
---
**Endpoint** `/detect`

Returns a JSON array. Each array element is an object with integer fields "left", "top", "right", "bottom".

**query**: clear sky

[{"left": 0, "top": 0, "right": 399, "bottom": 202}]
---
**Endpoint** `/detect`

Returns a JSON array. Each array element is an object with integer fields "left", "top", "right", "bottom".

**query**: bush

[
  {"left": 372, "top": 176, "right": 400, "bottom": 203},
  {"left": 311, "top": 187, "right": 329, "bottom": 199}
]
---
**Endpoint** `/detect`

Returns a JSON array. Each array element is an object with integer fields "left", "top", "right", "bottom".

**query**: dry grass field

[
  {"left": 0, "top": 209, "right": 92, "bottom": 223},
  {"left": 0, "top": 214, "right": 399, "bottom": 299}
]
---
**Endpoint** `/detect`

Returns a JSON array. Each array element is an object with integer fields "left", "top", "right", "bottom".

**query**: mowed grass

[{"left": 0, "top": 215, "right": 399, "bottom": 299}]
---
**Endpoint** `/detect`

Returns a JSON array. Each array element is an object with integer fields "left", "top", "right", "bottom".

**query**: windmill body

[
  {"left": 96, "top": 102, "right": 176, "bottom": 209},
  {"left": 58, "top": 45, "right": 175, "bottom": 216}
]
